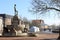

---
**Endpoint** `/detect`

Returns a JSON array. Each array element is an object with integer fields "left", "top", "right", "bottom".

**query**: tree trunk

[{"left": 57, "top": 28, "right": 60, "bottom": 40}]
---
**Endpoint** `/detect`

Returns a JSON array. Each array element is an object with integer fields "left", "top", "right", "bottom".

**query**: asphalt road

[{"left": 0, "top": 33, "right": 59, "bottom": 40}]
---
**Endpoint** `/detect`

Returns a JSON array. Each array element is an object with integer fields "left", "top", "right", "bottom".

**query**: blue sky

[
  {"left": 0, "top": 0, "right": 34, "bottom": 19},
  {"left": 0, "top": 0, "right": 60, "bottom": 25}
]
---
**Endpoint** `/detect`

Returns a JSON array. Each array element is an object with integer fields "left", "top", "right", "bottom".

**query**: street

[{"left": 0, "top": 33, "right": 59, "bottom": 40}]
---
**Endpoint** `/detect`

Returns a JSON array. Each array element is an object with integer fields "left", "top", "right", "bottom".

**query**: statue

[
  {"left": 14, "top": 4, "right": 18, "bottom": 16},
  {"left": 12, "top": 4, "right": 20, "bottom": 30},
  {"left": 2, "top": 4, "right": 20, "bottom": 36}
]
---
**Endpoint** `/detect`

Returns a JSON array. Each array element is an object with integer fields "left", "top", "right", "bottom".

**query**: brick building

[{"left": 32, "top": 20, "right": 44, "bottom": 26}]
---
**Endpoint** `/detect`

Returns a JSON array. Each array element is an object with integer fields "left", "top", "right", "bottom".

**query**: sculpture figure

[{"left": 14, "top": 4, "right": 18, "bottom": 16}]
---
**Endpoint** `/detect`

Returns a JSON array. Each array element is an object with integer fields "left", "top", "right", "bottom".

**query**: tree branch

[{"left": 47, "top": 7, "right": 60, "bottom": 11}]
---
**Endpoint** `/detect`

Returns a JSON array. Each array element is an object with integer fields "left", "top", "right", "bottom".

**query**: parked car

[{"left": 52, "top": 29, "right": 59, "bottom": 33}]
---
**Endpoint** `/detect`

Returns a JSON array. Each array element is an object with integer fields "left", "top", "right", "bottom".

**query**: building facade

[
  {"left": 0, "top": 14, "right": 13, "bottom": 27},
  {"left": 32, "top": 20, "right": 44, "bottom": 26}
]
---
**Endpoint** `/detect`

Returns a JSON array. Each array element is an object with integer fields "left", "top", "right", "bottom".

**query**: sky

[{"left": 0, "top": 0, "right": 60, "bottom": 25}]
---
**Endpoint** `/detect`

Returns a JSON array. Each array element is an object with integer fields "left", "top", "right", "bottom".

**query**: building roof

[{"left": 0, "top": 14, "right": 13, "bottom": 18}]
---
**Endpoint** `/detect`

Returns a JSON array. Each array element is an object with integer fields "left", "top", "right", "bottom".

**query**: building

[
  {"left": 0, "top": 14, "right": 13, "bottom": 28},
  {"left": 0, "top": 14, "right": 13, "bottom": 35},
  {"left": 0, "top": 14, "right": 13, "bottom": 27},
  {"left": 32, "top": 20, "right": 49, "bottom": 31},
  {"left": 0, "top": 17, "right": 3, "bottom": 35},
  {"left": 32, "top": 19, "right": 44, "bottom": 26}
]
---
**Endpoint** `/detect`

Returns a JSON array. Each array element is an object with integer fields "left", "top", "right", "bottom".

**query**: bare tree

[
  {"left": 30, "top": 0, "right": 60, "bottom": 39},
  {"left": 30, "top": 0, "right": 60, "bottom": 14}
]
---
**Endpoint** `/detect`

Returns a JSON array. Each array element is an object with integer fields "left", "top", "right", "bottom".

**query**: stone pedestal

[{"left": 2, "top": 25, "right": 16, "bottom": 36}]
